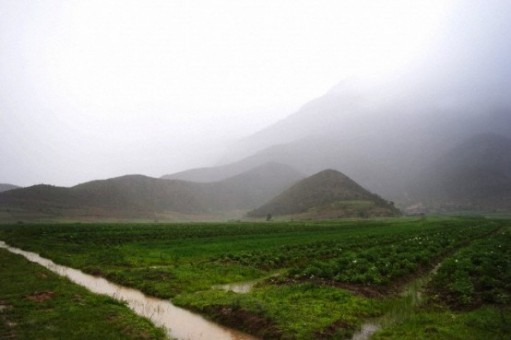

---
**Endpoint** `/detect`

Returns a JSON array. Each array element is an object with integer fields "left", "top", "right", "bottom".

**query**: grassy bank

[{"left": 0, "top": 249, "right": 166, "bottom": 339}]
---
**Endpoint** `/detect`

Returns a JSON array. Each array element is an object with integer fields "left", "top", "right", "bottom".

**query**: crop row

[
  {"left": 217, "top": 228, "right": 431, "bottom": 269},
  {"left": 0, "top": 221, "right": 369, "bottom": 245},
  {"left": 290, "top": 222, "right": 498, "bottom": 285},
  {"left": 428, "top": 227, "right": 511, "bottom": 308},
  {"left": 218, "top": 220, "right": 499, "bottom": 286}
]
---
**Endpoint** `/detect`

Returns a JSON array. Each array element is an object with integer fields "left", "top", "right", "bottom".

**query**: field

[
  {"left": 0, "top": 248, "right": 166, "bottom": 339},
  {"left": 0, "top": 216, "right": 510, "bottom": 339}
]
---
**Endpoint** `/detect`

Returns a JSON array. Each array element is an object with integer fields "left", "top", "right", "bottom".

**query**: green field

[
  {"left": 0, "top": 248, "right": 166, "bottom": 339},
  {"left": 0, "top": 217, "right": 509, "bottom": 339}
]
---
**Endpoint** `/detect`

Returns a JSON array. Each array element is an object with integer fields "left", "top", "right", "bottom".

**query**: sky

[{"left": 0, "top": 0, "right": 507, "bottom": 187}]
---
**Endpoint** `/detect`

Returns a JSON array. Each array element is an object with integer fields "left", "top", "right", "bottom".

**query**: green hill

[
  {"left": 0, "top": 176, "right": 204, "bottom": 219},
  {"left": 247, "top": 169, "right": 400, "bottom": 219},
  {"left": 0, "top": 163, "right": 303, "bottom": 221}
]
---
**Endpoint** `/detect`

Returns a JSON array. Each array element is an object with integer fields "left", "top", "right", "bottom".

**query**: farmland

[
  {"left": 0, "top": 248, "right": 166, "bottom": 339},
  {"left": 0, "top": 216, "right": 510, "bottom": 338}
]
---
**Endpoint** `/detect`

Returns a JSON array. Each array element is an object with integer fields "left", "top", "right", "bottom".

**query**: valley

[
  {"left": 2, "top": 1, "right": 511, "bottom": 339},
  {"left": 1, "top": 217, "right": 509, "bottom": 339}
]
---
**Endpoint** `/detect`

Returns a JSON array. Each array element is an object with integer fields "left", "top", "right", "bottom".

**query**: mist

[{"left": 1, "top": 0, "right": 510, "bottom": 189}]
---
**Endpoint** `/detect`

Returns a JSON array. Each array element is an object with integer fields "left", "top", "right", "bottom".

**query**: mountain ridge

[
  {"left": 163, "top": 78, "right": 511, "bottom": 212},
  {"left": 0, "top": 162, "right": 303, "bottom": 221}
]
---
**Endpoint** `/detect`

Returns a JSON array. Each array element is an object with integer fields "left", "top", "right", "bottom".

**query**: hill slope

[
  {"left": 0, "top": 163, "right": 303, "bottom": 220},
  {"left": 408, "top": 133, "right": 511, "bottom": 212},
  {"left": 201, "top": 162, "right": 304, "bottom": 210},
  {"left": 247, "top": 169, "right": 400, "bottom": 219},
  {"left": 0, "top": 175, "right": 205, "bottom": 218},
  {"left": 164, "top": 77, "right": 511, "bottom": 205},
  {"left": 0, "top": 183, "right": 19, "bottom": 193}
]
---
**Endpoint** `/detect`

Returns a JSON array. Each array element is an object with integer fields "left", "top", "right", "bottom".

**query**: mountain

[
  {"left": 408, "top": 133, "right": 511, "bottom": 213},
  {"left": 164, "top": 77, "right": 511, "bottom": 205},
  {"left": 200, "top": 162, "right": 304, "bottom": 210},
  {"left": 0, "top": 162, "right": 303, "bottom": 221},
  {"left": 0, "top": 184, "right": 19, "bottom": 193},
  {"left": 162, "top": 161, "right": 258, "bottom": 183},
  {"left": 247, "top": 169, "right": 400, "bottom": 219},
  {"left": 0, "top": 175, "right": 205, "bottom": 219}
]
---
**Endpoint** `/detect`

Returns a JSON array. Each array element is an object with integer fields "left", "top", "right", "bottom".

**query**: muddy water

[
  {"left": 214, "top": 273, "right": 281, "bottom": 294},
  {"left": 215, "top": 281, "right": 257, "bottom": 294},
  {"left": 351, "top": 322, "right": 380, "bottom": 340},
  {"left": 0, "top": 241, "right": 256, "bottom": 340}
]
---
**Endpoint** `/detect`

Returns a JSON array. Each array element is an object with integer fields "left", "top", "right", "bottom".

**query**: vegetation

[
  {"left": 174, "top": 283, "right": 385, "bottom": 339},
  {"left": 373, "top": 306, "right": 511, "bottom": 339},
  {"left": 0, "top": 216, "right": 509, "bottom": 338},
  {"left": 288, "top": 221, "right": 494, "bottom": 285},
  {"left": 428, "top": 227, "right": 511, "bottom": 308},
  {"left": 247, "top": 169, "right": 400, "bottom": 218},
  {"left": 0, "top": 183, "right": 19, "bottom": 193},
  {"left": 0, "top": 162, "right": 303, "bottom": 221},
  {"left": 371, "top": 226, "right": 511, "bottom": 339},
  {"left": 0, "top": 249, "right": 166, "bottom": 339}
]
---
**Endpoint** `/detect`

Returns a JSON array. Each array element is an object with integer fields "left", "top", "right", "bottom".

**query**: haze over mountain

[
  {"left": 0, "top": 184, "right": 19, "bottom": 193},
  {"left": 3, "top": 1, "right": 511, "bottom": 188},
  {"left": 164, "top": 77, "right": 511, "bottom": 209},
  {"left": 1, "top": 1, "right": 510, "bottom": 216},
  {"left": 408, "top": 133, "right": 511, "bottom": 212},
  {"left": 248, "top": 169, "right": 399, "bottom": 219},
  {"left": 0, "top": 162, "right": 303, "bottom": 221},
  {"left": 160, "top": 1, "right": 511, "bottom": 213}
]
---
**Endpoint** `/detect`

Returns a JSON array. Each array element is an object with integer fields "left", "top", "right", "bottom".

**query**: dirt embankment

[{"left": 201, "top": 305, "right": 283, "bottom": 339}]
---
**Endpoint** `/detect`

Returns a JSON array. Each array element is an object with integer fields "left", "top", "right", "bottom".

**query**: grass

[
  {"left": 174, "top": 283, "right": 385, "bottom": 339},
  {"left": 0, "top": 216, "right": 509, "bottom": 338},
  {"left": 373, "top": 306, "right": 511, "bottom": 339},
  {"left": 370, "top": 226, "right": 511, "bottom": 339},
  {"left": 0, "top": 249, "right": 166, "bottom": 339}
]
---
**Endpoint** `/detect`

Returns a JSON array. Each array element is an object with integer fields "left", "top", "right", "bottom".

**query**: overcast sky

[{"left": 0, "top": 0, "right": 507, "bottom": 187}]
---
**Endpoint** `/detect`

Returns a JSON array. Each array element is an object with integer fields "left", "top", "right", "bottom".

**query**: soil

[
  {"left": 314, "top": 319, "right": 356, "bottom": 338},
  {"left": 26, "top": 291, "right": 55, "bottom": 303},
  {"left": 202, "top": 305, "right": 283, "bottom": 339}
]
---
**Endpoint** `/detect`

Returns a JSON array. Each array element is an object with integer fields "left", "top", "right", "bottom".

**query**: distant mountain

[
  {"left": 166, "top": 77, "right": 511, "bottom": 205},
  {"left": 247, "top": 169, "right": 400, "bottom": 219},
  {"left": 200, "top": 162, "right": 304, "bottom": 210},
  {"left": 0, "top": 183, "right": 19, "bottom": 193},
  {"left": 162, "top": 161, "right": 258, "bottom": 183},
  {"left": 0, "top": 162, "right": 303, "bottom": 220},
  {"left": 408, "top": 133, "right": 511, "bottom": 212},
  {"left": 0, "top": 175, "right": 205, "bottom": 219}
]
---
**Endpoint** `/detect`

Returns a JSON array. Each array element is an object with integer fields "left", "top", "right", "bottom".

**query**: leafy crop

[
  {"left": 217, "top": 218, "right": 500, "bottom": 286},
  {"left": 0, "top": 217, "right": 509, "bottom": 339},
  {"left": 428, "top": 227, "right": 511, "bottom": 308}
]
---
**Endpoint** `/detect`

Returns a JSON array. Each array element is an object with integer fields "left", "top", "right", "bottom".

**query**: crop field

[{"left": 0, "top": 216, "right": 510, "bottom": 339}]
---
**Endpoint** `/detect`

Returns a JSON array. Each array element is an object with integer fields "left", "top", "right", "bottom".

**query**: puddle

[
  {"left": 351, "top": 322, "right": 380, "bottom": 340},
  {"left": 214, "top": 273, "right": 281, "bottom": 294},
  {"left": 0, "top": 304, "right": 12, "bottom": 312},
  {"left": 214, "top": 279, "right": 260, "bottom": 294},
  {"left": 0, "top": 241, "right": 257, "bottom": 340}
]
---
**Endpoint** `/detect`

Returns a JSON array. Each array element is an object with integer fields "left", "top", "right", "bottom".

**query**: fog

[{"left": 1, "top": 0, "right": 510, "bottom": 187}]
